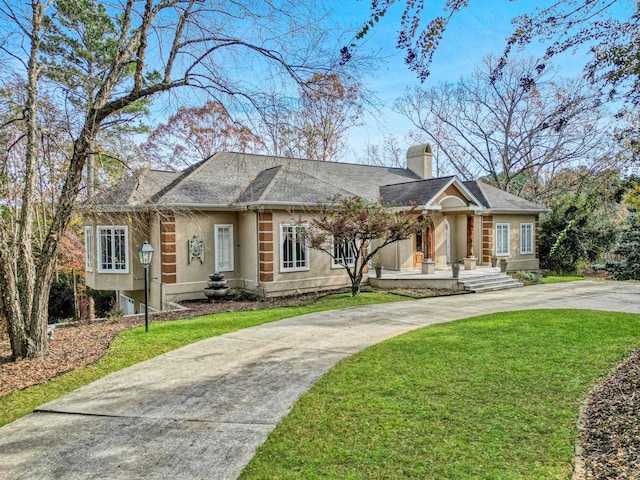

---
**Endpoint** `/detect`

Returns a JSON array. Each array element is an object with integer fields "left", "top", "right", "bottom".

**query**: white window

[
  {"left": 280, "top": 224, "right": 309, "bottom": 272},
  {"left": 97, "top": 226, "right": 129, "bottom": 273},
  {"left": 495, "top": 223, "right": 510, "bottom": 256},
  {"left": 84, "top": 226, "right": 93, "bottom": 272},
  {"left": 332, "top": 237, "right": 356, "bottom": 268},
  {"left": 215, "top": 224, "right": 234, "bottom": 272},
  {"left": 520, "top": 223, "right": 534, "bottom": 255}
]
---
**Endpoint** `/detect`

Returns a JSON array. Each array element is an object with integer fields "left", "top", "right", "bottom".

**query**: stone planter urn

[
  {"left": 491, "top": 256, "right": 498, "bottom": 268},
  {"left": 204, "top": 272, "right": 230, "bottom": 302},
  {"left": 500, "top": 260, "right": 508, "bottom": 273},
  {"left": 452, "top": 262, "right": 461, "bottom": 279},
  {"left": 375, "top": 266, "right": 383, "bottom": 278}
]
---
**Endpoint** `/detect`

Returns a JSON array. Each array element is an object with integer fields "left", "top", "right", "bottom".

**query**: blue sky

[{"left": 337, "top": 0, "right": 635, "bottom": 158}]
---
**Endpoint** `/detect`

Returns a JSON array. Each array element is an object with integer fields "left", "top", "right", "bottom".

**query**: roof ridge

[
  {"left": 380, "top": 175, "right": 455, "bottom": 188},
  {"left": 233, "top": 165, "right": 281, "bottom": 204},
  {"left": 221, "top": 150, "right": 419, "bottom": 175},
  {"left": 257, "top": 165, "right": 285, "bottom": 201}
]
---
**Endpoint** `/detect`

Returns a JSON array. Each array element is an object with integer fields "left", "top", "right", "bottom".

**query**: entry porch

[{"left": 368, "top": 265, "right": 523, "bottom": 293}]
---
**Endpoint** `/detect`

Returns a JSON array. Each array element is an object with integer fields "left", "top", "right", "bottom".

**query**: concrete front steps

[{"left": 458, "top": 272, "right": 524, "bottom": 293}]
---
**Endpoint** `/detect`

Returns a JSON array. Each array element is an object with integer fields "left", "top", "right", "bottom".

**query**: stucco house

[{"left": 83, "top": 144, "right": 546, "bottom": 313}]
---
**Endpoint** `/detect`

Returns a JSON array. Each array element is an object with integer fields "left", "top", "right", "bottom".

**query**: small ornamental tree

[{"left": 300, "top": 196, "right": 427, "bottom": 296}]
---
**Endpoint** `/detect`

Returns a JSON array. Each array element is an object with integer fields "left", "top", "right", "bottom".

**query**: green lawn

[
  {"left": 0, "top": 292, "right": 407, "bottom": 427},
  {"left": 241, "top": 309, "right": 640, "bottom": 480},
  {"left": 540, "top": 275, "right": 586, "bottom": 284}
]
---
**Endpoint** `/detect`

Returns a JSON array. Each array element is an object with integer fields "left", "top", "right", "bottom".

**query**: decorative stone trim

[
  {"left": 482, "top": 215, "right": 494, "bottom": 265},
  {"left": 258, "top": 212, "right": 273, "bottom": 283},
  {"left": 161, "top": 214, "right": 177, "bottom": 284}
]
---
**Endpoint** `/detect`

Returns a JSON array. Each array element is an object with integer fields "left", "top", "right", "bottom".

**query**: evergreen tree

[{"left": 606, "top": 207, "right": 640, "bottom": 280}]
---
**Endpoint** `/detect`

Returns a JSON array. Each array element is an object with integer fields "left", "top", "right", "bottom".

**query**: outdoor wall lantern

[{"left": 138, "top": 241, "right": 155, "bottom": 332}]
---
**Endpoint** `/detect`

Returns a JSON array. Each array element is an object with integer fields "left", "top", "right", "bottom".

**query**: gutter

[{"left": 485, "top": 208, "right": 550, "bottom": 215}]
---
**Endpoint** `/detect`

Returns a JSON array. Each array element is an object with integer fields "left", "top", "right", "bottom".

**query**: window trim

[
  {"left": 495, "top": 223, "right": 510, "bottom": 256},
  {"left": 97, "top": 225, "right": 130, "bottom": 274},
  {"left": 214, "top": 224, "right": 234, "bottom": 272},
  {"left": 280, "top": 223, "right": 310, "bottom": 272},
  {"left": 331, "top": 236, "right": 356, "bottom": 269},
  {"left": 520, "top": 223, "right": 534, "bottom": 255},
  {"left": 84, "top": 226, "right": 93, "bottom": 272}
]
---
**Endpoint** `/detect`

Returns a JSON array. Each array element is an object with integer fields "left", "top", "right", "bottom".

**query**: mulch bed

[
  {"left": 1, "top": 288, "right": 638, "bottom": 477},
  {"left": 577, "top": 348, "right": 640, "bottom": 480}
]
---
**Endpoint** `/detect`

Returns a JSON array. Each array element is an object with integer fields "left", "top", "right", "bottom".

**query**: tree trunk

[
  {"left": 16, "top": 0, "right": 45, "bottom": 330},
  {"left": 27, "top": 276, "right": 52, "bottom": 358},
  {"left": 351, "top": 274, "right": 362, "bottom": 296}
]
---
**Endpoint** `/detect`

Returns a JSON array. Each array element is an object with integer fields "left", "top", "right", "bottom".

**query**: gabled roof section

[
  {"left": 380, "top": 177, "right": 455, "bottom": 206},
  {"left": 90, "top": 169, "right": 180, "bottom": 206},
  {"left": 463, "top": 181, "right": 548, "bottom": 213},
  {"left": 380, "top": 176, "right": 484, "bottom": 211},
  {"left": 236, "top": 165, "right": 352, "bottom": 204}
]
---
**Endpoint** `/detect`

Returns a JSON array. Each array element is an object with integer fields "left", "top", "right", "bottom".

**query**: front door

[{"left": 414, "top": 229, "right": 424, "bottom": 267}]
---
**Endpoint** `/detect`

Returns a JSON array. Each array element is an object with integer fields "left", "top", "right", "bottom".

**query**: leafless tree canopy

[
  {"left": 0, "top": 0, "right": 350, "bottom": 359},
  {"left": 395, "top": 56, "right": 619, "bottom": 201}
]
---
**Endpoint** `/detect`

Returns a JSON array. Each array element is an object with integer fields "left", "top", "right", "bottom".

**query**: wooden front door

[{"left": 414, "top": 229, "right": 424, "bottom": 267}]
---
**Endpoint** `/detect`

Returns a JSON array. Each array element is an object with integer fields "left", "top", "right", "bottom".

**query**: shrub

[
  {"left": 48, "top": 276, "right": 75, "bottom": 324},
  {"left": 511, "top": 270, "right": 543, "bottom": 285},
  {"left": 87, "top": 288, "right": 117, "bottom": 318}
]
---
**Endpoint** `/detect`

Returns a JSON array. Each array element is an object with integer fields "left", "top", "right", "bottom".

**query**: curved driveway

[{"left": 1, "top": 281, "right": 640, "bottom": 479}]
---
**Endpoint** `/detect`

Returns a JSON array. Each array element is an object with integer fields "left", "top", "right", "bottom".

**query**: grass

[
  {"left": 540, "top": 275, "right": 585, "bottom": 284},
  {"left": 0, "top": 291, "right": 407, "bottom": 427},
  {"left": 241, "top": 309, "right": 640, "bottom": 480}
]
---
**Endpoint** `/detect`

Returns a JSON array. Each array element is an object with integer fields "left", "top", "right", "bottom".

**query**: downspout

[
  {"left": 255, "top": 209, "right": 260, "bottom": 293},
  {"left": 156, "top": 210, "right": 163, "bottom": 311}
]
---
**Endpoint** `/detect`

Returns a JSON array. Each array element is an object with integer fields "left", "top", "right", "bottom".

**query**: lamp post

[{"left": 138, "top": 241, "right": 155, "bottom": 332}]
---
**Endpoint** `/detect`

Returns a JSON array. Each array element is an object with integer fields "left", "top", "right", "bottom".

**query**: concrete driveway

[{"left": 1, "top": 281, "right": 640, "bottom": 479}]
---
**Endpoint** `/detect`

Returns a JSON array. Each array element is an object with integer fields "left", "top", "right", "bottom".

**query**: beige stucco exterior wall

[
  {"left": 161, "top": 211, "right": 241, "bottom": 304},
  {"left": 85, "top": 206, "right": 541, "bottom": 310},
  {"left": 238, "top": 210, "right": 259, "bottom": 294},
  {"left": 433, "top": 215, "right": 447, "bottom": 265},
  {"left": 84, "top": 212, "right": 149, "bottom": 293},
  {"left": 379, "top": 237, "right": 414, "bottom": 271},
  {"left": 492, "top": 213, "right": 540, "bottom": 271},
  {"left": 260, "top": 210, "right": 354, "bottom": 296}
]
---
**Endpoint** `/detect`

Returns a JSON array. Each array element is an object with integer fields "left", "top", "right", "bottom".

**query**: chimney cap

[{"left": 406, "top": 144, "right": 432, "bottom": 158}]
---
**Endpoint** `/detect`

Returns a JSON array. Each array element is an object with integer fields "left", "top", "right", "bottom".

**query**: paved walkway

[{"left": 1, "top": 281, "right": 640, "bottom": 479}]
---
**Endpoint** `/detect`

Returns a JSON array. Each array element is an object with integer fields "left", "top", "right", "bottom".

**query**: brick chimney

[{"left": 406, "top": 144, "right": 433, "bottom": 179}]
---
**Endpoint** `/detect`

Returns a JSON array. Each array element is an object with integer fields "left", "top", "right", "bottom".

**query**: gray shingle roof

[
  {"left": 91, "top": 151, "right": 545, "bottom": 214},
  {"left": 236, "top": 165, "right": 353, "bottom": 203},
  {"left": 380, "top": 177, "right": 455, "bottom": 206},
  {"left": 91, "top": 169, "right": 179, "bottom": 206},
  {"left": 464, "top": 181, "right": 547, "bottom": 212},
  {"left": 149, "top": 152, "right": 420, "bottom": 206}
]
